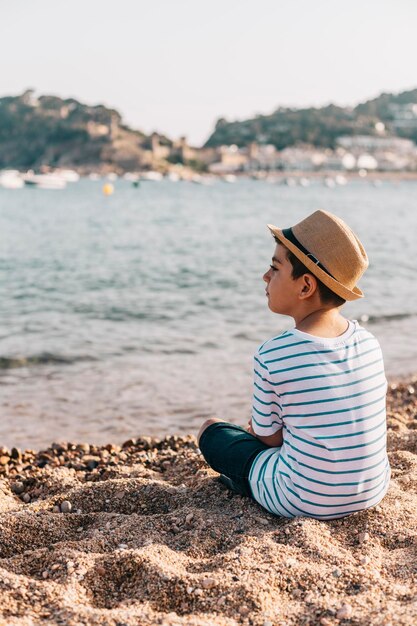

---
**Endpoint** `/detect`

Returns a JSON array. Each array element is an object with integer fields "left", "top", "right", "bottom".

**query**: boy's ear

[{"left": 299, "top": 273, "right": 318, "bottom": 299}]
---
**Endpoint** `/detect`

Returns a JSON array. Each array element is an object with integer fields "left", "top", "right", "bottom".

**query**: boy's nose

[{"left": 263, "top": 271, "right": 270, "bottom": 283}]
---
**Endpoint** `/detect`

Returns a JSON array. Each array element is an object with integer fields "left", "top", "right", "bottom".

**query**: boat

[
  {"left": 166, "top": 172, "right": 180, "bottom": 182},
  {"left": 324, "top": 177, "right": 336, "bottom": 188},
  {"left": 0, "top": 170, "right": 24, "bottom": 189},
  {"left": 55, "top": 169, "right": 80, "bottom": 182},
  {"left": 140, "top": 171, "right": 163, "bottom": 181},
  {"left": 22, "top": 173, "right": 67, "bottom": 189}
]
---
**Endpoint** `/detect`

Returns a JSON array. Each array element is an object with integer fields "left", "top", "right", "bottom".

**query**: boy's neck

[{"left": 294, "top": 307, "right": 348, "bottom": 338}]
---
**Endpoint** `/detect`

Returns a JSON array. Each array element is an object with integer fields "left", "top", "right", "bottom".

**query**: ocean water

[{"left": 1, "top": 178, "right": 416, "bottom": 449}]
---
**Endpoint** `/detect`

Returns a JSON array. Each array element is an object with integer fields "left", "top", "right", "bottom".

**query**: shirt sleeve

[{"left": 251, "top": 350, "right": 283, "bottom": 436}]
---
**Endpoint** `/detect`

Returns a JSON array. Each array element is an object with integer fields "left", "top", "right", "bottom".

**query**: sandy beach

[{"left": 0, "top": 378, "right": 416, "bottom": 626}]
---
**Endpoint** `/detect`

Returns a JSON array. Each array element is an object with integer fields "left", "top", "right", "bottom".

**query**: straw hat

[{"left": 267, "top": 210, "right": 368, "bottom": 301}]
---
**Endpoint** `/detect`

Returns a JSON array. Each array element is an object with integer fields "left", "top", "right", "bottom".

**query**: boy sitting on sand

[{"left": 197, "top": 210, "right": 390, "bottom": 519}]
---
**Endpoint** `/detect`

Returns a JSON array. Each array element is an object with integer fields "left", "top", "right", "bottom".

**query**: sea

[{"left": 1, "top": 177, "right": 416, "bottom": 449}]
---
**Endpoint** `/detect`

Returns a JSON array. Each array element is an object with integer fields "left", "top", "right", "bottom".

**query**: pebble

[
  {"left": 201, "top": 577, "right": 216, "bottom": 589},
  {"left": 12, "top": 481, "right": 25, "bottom": 494},
  {"left": 186, "top": 586, "right": 194, "bottom": 595},
  {"left": 118, "top": 544, "right": 128, "bottom": 550},
  {"left": 115, "top": 491, "right": 125, "bottom": 500},
  {"left": 238, "top": 605, "right": 250, "bottom": 616},
  {"left": 360, "top": 555, "right": 370, "bottom": 565},
  {"left": 336, "top": 603, "right": 352, "bottom": 619},
  {"left": 82, "top": 455, "right": 100, "bottom": 470},
  {"left": 194, "top": 588, "right": 203, "bottom": 596},
  {"left": 52, "top": 505, "right": 60, "bottom": 513},
  {"left": 22, "top": 493, "right": 31, "bottom": 503},
  {"left": 397, "top": 534, "right": 406, "bottom": 542},
  {"left": 0, "top": 456, "right": 10, "bottom": 466},
  {"left": 11, "top": 447, "right": 21, "bottom": 459},
  {"left": 185, "top": 513, "right": 194, "bottom": 524},
  {"left": 42, "top": 570, "right": 49, "bottom": 579},
  {"left": 263, "top": 622, "right": 273, "bottom": 626},
  {"left": 358, "top": 532, "right": 370, "bottom": 544},
  {"left": 51, "top": 564, "right": 60, "bottom": 571},
  {"left": 332, "top": 567, "right": 342, "bottom": 578},
  {"left": 320, "top": 618, "right": 333, "bottom": 626},
  {"left": 60, "top": 500, "right": 72, "bottom": 513}
]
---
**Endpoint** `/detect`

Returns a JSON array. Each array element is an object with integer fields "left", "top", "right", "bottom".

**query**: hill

[
  {"left": 204, "top": 88, "right": 417, "bottom": 150},
  {"left": 0, "top": 90, "right": 172, "bottom": 172}
]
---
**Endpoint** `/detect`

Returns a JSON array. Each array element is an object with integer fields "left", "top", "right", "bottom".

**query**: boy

[{"left": 197, "top": 210, "right": 390, "bottom": 519}]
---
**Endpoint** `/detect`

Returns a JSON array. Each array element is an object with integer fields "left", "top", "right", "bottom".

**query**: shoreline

[{"left": 0, "top": 377, "right": 416, "bottom": 625}]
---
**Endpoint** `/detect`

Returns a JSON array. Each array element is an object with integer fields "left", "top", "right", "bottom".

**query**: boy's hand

[
  {"left": 246, "top": 419, "right": 257, "bottom": 436},
  {"left": 247, "top": 419, "right": 283, "bottom": 447}
]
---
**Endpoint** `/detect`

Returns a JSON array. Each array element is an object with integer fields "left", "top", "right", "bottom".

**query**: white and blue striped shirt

[{"left": 249, "top": 320, "right": 390, "bottom": 519}]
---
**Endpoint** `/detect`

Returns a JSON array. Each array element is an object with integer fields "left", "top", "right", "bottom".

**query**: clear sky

[{"left": 1, "top": 0, "right": 416, "bottom": 146}]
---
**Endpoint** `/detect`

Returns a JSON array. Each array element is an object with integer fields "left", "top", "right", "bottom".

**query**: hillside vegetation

[{"left": 205, "top": 88, "right": 417, "bottom": 149}]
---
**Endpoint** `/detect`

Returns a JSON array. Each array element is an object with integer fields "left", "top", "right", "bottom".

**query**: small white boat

[
  {"left": 56, "top": 169, "right": 80, "bottom": 182},
  {"left": 140, "top": 171, "right": 163, "bottom": 181},
  {"left": 324, "top": 177, "right": 336, "bottom": 188},
  {"left": 222, "top": 174, "right": 237, "bottom": 183},
  {"left": 0, "top": 170, "right": 24, "bottom": 189},
  {"left": 23, "top": 173, "right": 67, "bottom": 189},
  {"left": 166, "top": 172, "right": 180, "bottom": 182},
  {"left": 123, "top": 172, "right": 140, "bottom": 182}
]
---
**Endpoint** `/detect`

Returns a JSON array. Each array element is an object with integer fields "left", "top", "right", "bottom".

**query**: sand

[{"left": 0, "top": 379, "right": 416, "bottom": 626}]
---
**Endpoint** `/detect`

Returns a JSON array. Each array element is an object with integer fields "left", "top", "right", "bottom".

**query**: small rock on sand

[
  {"left": 60, "top": 500, "right": 72, "bottom": 513},
  {"left": 337, "top": 603, "right": 352, "bottom": 619},
  {"left": 12, "top": 481, "right": 25, "bottom": 494}
]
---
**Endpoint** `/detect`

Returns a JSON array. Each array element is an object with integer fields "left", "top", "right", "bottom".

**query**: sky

[{"left": 1, "top": 0, "right": 416, "bottom": 146}]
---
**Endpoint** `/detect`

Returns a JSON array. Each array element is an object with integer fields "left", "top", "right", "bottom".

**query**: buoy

[{"left": 103, "top": 183, "right": 114, "bottom": 196}]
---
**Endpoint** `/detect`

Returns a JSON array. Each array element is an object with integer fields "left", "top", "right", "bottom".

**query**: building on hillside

[
  {"left": 245, "top": 143, "right": 281, "bottom": 170},
  {"left": 336, "top": 135, "right": 417, "bottom": 171},
  {"left": 208, "top": 145, "right": 249, "bottom": 173},
  {"left": 278, "top": 146, "right": 327, "bottom": 171},
  {"left": 389, "top": 103, "right": 417, "bottom": 132},
  {"left": 337, "top": 135, "right": 415, "bottom": 153}
]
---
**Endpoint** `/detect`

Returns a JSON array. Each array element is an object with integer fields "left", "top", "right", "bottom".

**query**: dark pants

[{"left": 198, "top": 421, "right": 270, "bottom": 497}]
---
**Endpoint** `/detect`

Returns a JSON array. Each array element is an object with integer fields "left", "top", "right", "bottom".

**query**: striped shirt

[{"left": 248, "top": 320, "right": 390, "bottom": 519}]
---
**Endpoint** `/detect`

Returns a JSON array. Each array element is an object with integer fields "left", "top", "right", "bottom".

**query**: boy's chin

[{"left": 267, "top": 302, "right": 286, "bottom": 315}]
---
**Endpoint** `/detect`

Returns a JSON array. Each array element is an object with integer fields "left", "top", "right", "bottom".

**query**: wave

[
  {"left": 0, "top": 352, "right": 96, "bottom": 370},
  {"left": 361, "top": 312, "right": 417, "bottom": 324}
]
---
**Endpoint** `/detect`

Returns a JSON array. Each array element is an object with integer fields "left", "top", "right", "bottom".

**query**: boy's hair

[{"left": 275, "top": 238, "right": 346, "bottom": 307}]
